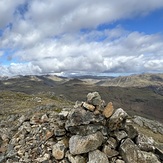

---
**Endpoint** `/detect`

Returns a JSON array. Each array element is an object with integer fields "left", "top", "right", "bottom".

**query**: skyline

[{"left": 0, "top": 0, "right": 163, "bottom": 76}]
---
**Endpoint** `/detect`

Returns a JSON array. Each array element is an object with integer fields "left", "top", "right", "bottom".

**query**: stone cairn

[{"left": 0, "top": 92, "right": 162, "bottom": 163}]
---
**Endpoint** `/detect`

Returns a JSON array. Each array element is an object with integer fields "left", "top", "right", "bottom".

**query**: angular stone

[
  {"left": 69, "top": 131, "right": 104, "bottom": 155},
  {"left": 59, "top": 110, "right": 69, "bottom": 120},
  {"left": 68, "top": 124, "right": 108, "bottom": 136},
  {"left": 88, "top": 150, "right": 109, "bottom": 163},
  {"left": 107, "top": 137, "right": 118, "bottom": 149},
  {"left": 136, "top": 133, "right": 155, "bottom": 152},
  {"left": 35, "top": 153, "right": 50, "bottom": 162},
  {"left": 133, "top": 116, "right": 163, "bottom": 135},
  {"left": 54, "top": 128, "right": 66, "bottom": 137},
  {"left": 40, "top": 114, "right": 49, "bottom": 123},
  {"left": 67, "top": 153, "right": 86, "bottom": 163},
  {"left": 114, "top": 130, "right": 128, "bottom": 143},
  {"left": 103, "top": 102, "right": 114, "bottom": 118},
  {"left": 65, "top": 108, "right": 104, "bottom": 130},
  {"left": 119, "top": 138, "right": 147, "bottom": 163},
  {"left": 83, "top": 102, "right": 95, "bottom": 111},
  {"left": 103, "top": 145, "right": 119, "bottom": 158},
  {"left": 116, "top": 159, "right": 125, "bottom": 163},
  {"left": 87, "top": 92, "right": 102, "bottom": 106},
  {"left": 18, "top": 115, "right": 27, "bottom": 124},
  {"left": 52, "top": 142, "right": 66, "bottom": 160},
  {"left": 108, "top": 108, "right": 128, "bottom": 131},
  {"left": 125, "top": 124, "right": 138, "bottom": 139},
  {"left": 142, "top": 151, "right": 161, "bottom": 163},
  {"left": 30, "top": 114, "right": 40, "bottom": 124}
]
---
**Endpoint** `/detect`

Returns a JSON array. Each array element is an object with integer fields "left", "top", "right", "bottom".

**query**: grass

[{"left": 0, "top": 90, "right": 73, "bottom": 121}]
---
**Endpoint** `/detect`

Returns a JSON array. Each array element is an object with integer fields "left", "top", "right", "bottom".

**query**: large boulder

[
  {"left": 87, "top": 92, "right": 102, "bottom": 106},
  {"left": 119, "top": 138, "right": 147, "bottom": 163},
  {"left": 88, "top": 150, "right": 109, "bottom": 163},
  {"left": 65, "top": 107, "right": 104, "bottom": 133},
  {"left": 142, "top": 151, "right": 161, "bottom": 163},
  {"left": 136, "top": 133, "right": 155, "bottom": 152},
  {"left": 108, "top": 108, "right": 128, "bottom": 131},
  {"left": 69, "top": 131, "right": 104, "bottom": 155}
]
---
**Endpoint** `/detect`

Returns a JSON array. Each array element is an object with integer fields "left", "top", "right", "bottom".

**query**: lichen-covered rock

[
  {"left": 103, "top": 144, "right": 119, "bottom": 158},
  {"left": 69, "top": 131, "right": 104, "bottom": 155},
  {"left": 52, "top": 141, "right": 66, "bottom": 160},
  {"left": 142, "top": 151, "right": 161, "bottom": 163},
  {"left": 133, "top": 116, "right": 163, "bottom": 134},
  {"left": 125, "top": 124, "right": 138, "bottom": 139},
  {"left": 67, "top": 152, "right": 86, "bottom": 163},
  {"left": 68, "top": 124, "right": 108, "bottom": 136},
  {"left": 136, "top": 133, "right": 155, "bottom": 152},
  {"left": 88, "top": 150, "right": 109, "bottom": 163},
  {"left": 103, "top": 102, "right": 114, "bottom": 118},
  {"left": 107, "top": 137, "right": 118, "bottom": 149},
  {"left": 108, "top": 108, "right": 128, "bottom": 131},
  {"left": 87, "top": 92, "right": 102, "bottom": 106},
  {"left": 114, "top": 130, "right": 128, "bottom": 143},
  {"left": 119, "top": 138, "right": 147, "bottom": 163},
  {"left": 65, "top": 107, "right": 104, "bottom": 131}
]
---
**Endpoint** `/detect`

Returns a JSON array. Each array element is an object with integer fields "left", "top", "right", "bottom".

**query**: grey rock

[
  {"left": 114, "top": 130, "right": 128, "bottom": 143},
  {"left": 52, "top": 142, "right": 66, "bottom": 160},
  {"left": 125, "top": 124, "right": 138, "bottom": 139},
  {"left": 108, "top": 108, "right": 128, "bottom": 131},
  {"left": 67, "top": 153, "right": 86, "bottom": 163},
  {"left": 59, "top": 110, "right": 69, "bottom": 120},
  {"left": 136, "top": 133, "right": 155, "bottom": 152},
  {"left": 54, "top": 128, "right": 66, "bottom": 137},
  {"left": 88, "top": 150, "right": 109, "bottom": 163},
  {"left": 34, "top": 153, "right": 50, "bottom": 162},
  {"left": 107, "top": 137, "right": 118, "bottom": 149},
  {"left": 103, "top": 144, "right": 119, "bottom": 158},
  {"left": 69, "top": 131, "right": 104, "bottom": 155},
  {"left": 133, "top": 116, "right": 163, "bottom": 134},
  {"left": 116, "top": 159, "right": 125, "bottom": 163},
  {"left": 119, "top": 138, "right": 147, "bottom": 163},
  {"left": 65, "top": 107, "right": 104, "bottom": 131},
  {"left": 68, "top": 124, "right": 108, "bottom": 136},
  {"left": 87, "top": 92, "right": 102, "bottom": 106},
  {"left": 142, "top": 151, "right": 161, "bottom": 163}
]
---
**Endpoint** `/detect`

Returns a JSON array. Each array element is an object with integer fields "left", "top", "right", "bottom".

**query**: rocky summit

[{"left": 0, "top": 92, "right": 163, "bottom": 163}]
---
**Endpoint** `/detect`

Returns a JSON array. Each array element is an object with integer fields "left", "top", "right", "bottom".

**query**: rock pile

[{"left": 0, "top": 92, "right": 162, "bottom": 163}]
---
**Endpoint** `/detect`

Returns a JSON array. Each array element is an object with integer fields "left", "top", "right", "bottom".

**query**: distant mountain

[
  {"left": 95, "top": 73, "right": 163, "bottom": 87},
  {"left": 0, "top": 73, "right": 163, "bottom": 123}
]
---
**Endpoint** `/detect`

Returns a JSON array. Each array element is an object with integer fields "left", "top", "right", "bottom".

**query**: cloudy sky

[{"left": 0, "top": 0, "right": 163, "bottom": 76}]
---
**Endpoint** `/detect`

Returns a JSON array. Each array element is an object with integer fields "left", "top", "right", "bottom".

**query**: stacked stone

[{"left": 0, "top": 92, "right": 162, "bottom": 163}]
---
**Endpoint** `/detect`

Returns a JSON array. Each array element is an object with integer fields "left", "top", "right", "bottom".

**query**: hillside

[
  {"left": 0, "top": 73, "right": 163, "bottom": 123},
  {"left": 95, "top": 73, "right": 163, "bottom": 87}
]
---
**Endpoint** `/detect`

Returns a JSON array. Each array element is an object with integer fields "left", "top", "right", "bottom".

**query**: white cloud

[
  {"left": 0, "top": 0, "right": 26, "bottom": 28},
  {"left": 0, "top": 63, "right": 42, "bottom": 76},
  {"left": 0, "top": 0, "right": 163, "bottom": 76}
]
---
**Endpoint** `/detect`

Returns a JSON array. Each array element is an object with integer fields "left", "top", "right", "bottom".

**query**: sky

[{"left": 0, "top": 0, "right": 163, "bottom": 77}]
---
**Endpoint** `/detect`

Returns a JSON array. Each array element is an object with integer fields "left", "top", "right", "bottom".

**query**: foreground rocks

[{"left": 0, "top": 92, "right": 162, "bottom": 162}]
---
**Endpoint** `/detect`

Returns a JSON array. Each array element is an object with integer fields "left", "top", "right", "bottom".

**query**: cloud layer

[{"left": 0, "top": 0, "right": 163, "bottom": 76}]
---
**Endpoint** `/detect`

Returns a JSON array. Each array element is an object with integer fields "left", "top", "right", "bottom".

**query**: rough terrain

[{"left": 0, "top": 92, "right": 162, "bottom": 163}]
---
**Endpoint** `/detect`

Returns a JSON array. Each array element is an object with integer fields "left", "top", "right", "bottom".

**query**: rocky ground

[{"left": 0, "top": 92, "right": 162, "bottom": 163}]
